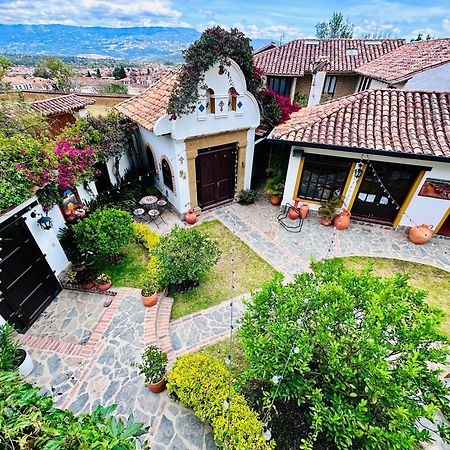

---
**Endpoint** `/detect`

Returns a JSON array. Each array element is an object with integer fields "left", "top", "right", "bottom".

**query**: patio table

[{"left": 139, "top": 195, "right": 158, "bottom": 210}]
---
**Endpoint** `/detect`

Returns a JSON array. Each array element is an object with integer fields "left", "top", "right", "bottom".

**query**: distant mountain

[{"left": 0, "top": 24, "right": 273, "bottom": 63}]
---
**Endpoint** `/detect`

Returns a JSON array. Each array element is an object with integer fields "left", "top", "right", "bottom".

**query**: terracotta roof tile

[
  {"left": 254, "top": 39, "right": 405, "bottom": 76},
  {"left": 356, "top": 38, "right": 450, "bottom": 84},
  {"left": 272, "top": 89, "right": 450, "bottom": 159},
  {"left": 115, "top": 69, "right": 180, "bottom": 131},
  {"left": 30, "top": 94, "right": 95, "bottom": 115}
]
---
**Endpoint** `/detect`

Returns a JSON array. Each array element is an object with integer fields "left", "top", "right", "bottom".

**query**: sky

[{"left": 0, "top": 0, "right": 449, "bottom": 41}]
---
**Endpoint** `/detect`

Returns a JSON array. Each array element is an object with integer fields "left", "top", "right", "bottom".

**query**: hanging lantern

[{"left": 354, "top": 162, "right": 364, "bottom": 178}]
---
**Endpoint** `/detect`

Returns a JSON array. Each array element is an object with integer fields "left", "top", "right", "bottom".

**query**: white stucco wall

[
  {"left": 283, "top": 146, "right": 450, "bottom": 229},
  {"left": 105, "top": 152, "right": 133, "bottom": 185}
]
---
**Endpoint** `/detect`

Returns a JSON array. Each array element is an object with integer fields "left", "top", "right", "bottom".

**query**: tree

[
  {"left": 87, "top": 70, "right": 91, "bottom": 77},
  {"left": 112, "top": 66, "right": 127, "bottom": 80},
  {"left": 96, "top": 68, "right": 101, "bottom": 78},
  {"left": 0, "top": 55, "right": 11, "bottom": 81},
  {"left": 411, "top": 33, "right": 432, "bottom": 42},
  {"left": 239, "top": 259, "right": 450, "bottom": 449},
  {"left": 98, "top": 82, "right": 128, "bottom": 95},
  {"left": 316, "top": 12, "right": 353, "bottom": 38},
  {"left": 34, "top": 57, "right": 73, "bottom": 91}
]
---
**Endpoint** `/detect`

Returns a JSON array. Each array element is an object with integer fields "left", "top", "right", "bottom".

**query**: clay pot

[
  {"left": 299, "top": 203, "right": 309, "bottom": 219},
  {"left": 185, "top": 209, "right": 197, "bottom": 225},
  {"left": 96, "top": 282, "right": 111, "bottom": 291},
  {"left": 80, "top": 281, "right": 95, "bottom": 289},
  {"left": 321, "top": 217, "right": 333, "bottom": 226},
  {"left": 270, "top": 194, "right": 282, "bottom": 206},
  {"left": 148, "top": 377, "right": 167, "bottom": 394},
  {"left": 293, "top": 197, "right": 301, "bottom": 208},
  {"left": 288, "top": 207, "right": 300, "bottom": 220},
  {"left": 334, "top": 210, "right": 351, "bottom": 230},
  {"left": 408, "top": 224, "right": 433, "bottom": 245},
  {"left": 141, "top": 292, "right": 158, "bottom": 307}
]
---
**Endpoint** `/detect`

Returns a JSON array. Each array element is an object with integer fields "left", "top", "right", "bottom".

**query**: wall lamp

[{"left": 354, "top": 162, "right": 364, "bottom": 178}]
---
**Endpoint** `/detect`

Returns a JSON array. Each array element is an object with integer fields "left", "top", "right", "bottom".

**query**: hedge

[
  {"left": 133, "top": 222, "right": 160, "bottom": 251},
  {"left": 167, "top": 353, "right": 274, "bottom": 450},
  {"left": 0, "top": 371, "right": 147, "bottom": 449}
]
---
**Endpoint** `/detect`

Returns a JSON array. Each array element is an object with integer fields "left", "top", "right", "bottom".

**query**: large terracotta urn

[
  {"left": 408, "top": 224, "right": 433, "bottom": 245},
  {"left": 334, "top": 210, "right": 351, "bottom": 230},
  {"left": 288, "top": 207, "right": 299, "bottom": 220},
  {"left": 299, "top": 204, "right": 309, "bottom": 219}
]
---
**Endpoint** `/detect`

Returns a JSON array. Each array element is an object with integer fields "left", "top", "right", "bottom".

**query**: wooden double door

[
  {"left": 352, "top": 162, "right": 420, "bottom": 224},
  {"left": 196, "top": 144, "right": 237, "bottom": 209},
  {"left": 0, "top": 217, "right": 61, "bottom": 332}
]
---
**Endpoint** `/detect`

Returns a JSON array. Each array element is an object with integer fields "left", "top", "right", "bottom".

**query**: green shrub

[
  {"left": 239, "top": 259, "right": 450, "bottom": 449},
  {"left": 0, "top": 371, "right": 148, "bottom": 449},
  {"left": 167, "top": 353, "right": 273, "bottom": 450},
  {"left": 134, "top": 345, "right": 168, "bottom": 384},
  {"left": 0, "top": 323, "right": 21, "bottom": 371},
  {"left": 73, "top": 208, "right": 135, "bottom": 262},
  {"left": 141, "top": 256, "right": 162, "bottom": 296},
  {"left": 153, "top": 226, "right": 219, "bottom": 290},
  {"left": 237, "top": 189, "right": 257, "bottom": 205},
  {"left": 133, "top": 222, "right": 160, "bottom": 251}
]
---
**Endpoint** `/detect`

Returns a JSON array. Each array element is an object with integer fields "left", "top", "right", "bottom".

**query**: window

[
  {"left": 161, "top": 158, "right": 174, "bottom": 192},
  {"left": 206, "top": 88, "right": 215, "bottom": 114},
  {"left": 357, "top": 76, "right": 372, "bottom": 92},
  {"left": 346, "top": 48, "right": 359, "bottom": 56},
  {"left": 297, "top": 155, "right": 353, "bottom": 202},
  {"left": 146, "top": 145, "right": 158, "bottom": 177},
  {"left": 267, "top": 76, "right": 292, "bottom": 97},
  {"left": 322, "top": 76, "right": 337, "bottom": 96}
]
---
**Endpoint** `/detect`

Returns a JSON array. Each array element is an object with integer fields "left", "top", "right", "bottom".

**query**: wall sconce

[
  {"left": 354, "top": 162, "right": 364, "bottom": 178},
  {"left": 179, "top": 170, "right": 186, "bottom": 180},
  {"left": 31, "top": 211, "right": 54, "bottom": 230}
]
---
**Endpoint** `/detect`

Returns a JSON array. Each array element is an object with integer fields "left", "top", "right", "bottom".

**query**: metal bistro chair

[
  {"left": 156, "top": 199, "right": 167, "bottom": 216},
  {"left": 133, "top": 208, "right": 148, "bottom": 223},
  {"left": 147, "top": 209, "right": 166, "bottom": 228}
]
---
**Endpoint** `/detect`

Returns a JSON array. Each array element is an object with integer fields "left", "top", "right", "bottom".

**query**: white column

[
  {"left": 281, "top": 147, "right": 302, "bottom": 205},
  {"left": 289, "top": 77, "right": 297, "bottom": 100},
  {"left": 244, "top": 128, "right": 256, "bottom": 190},
  {"left": 307, "top": 71, "right": 327, "bottom": 107}
]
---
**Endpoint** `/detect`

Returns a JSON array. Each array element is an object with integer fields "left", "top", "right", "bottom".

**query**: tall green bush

[
  {"left": 239, "top": 259, "right": 450, "bottom": 449},
  {"left": 73, "top": 208, "right": 135, "bottom": 262},
  {"left": 167, "top": 353, "right": 273, "bottom": 450},
  {"left": 152, "top": 225, "right": 219, "bottom": 290},
  {"left": 0, "top": 371, "right": 148, "bottom": 449}
]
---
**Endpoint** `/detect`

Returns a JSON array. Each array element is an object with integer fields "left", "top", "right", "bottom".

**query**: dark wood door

[
  {"left": 0, "top": 218, "right": 61, "bottom": 332},
  {"left": 352, "top": 162, "right": 420, "bottom": 224},
  {"left": 94, "top": 162, "right": 112, "bottom": 194},
  {"left": 196, "top": 145, "right": 237, "bottom": 209}
]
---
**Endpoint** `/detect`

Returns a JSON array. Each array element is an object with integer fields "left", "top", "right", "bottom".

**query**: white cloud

[
  {"left": 354, "top": 20, "right": 401, "bottom": 37},
  {"left": 443, "top": 18, "right": 450, "bottom": 32},
  {"left": 0, "top": 0, "right": 184, "bottom": 27}
]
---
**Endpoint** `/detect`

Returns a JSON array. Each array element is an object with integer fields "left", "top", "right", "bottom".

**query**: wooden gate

[
  {"left": 0, "top": 217, "right": 61, "bottom": 332},
  {"left": 196, "top": 144, "right": 237, "bottom": 209}
]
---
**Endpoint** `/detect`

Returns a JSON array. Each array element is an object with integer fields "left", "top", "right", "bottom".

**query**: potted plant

[
  {"left": 134, "top": 345, "right": 168, "bottom": 393},
  {"left": 75, "top": 267, "right": 96, "bottom": 289},
  {"left": 95, "top": 273, "right": 112, "bottom": 291},
  {"left": 264, "top": 177, "right": 285, "bottom": 205},
  {"left": 318, "top": 196, "right": 341, "bottom": 226},
  {"left": 0, "top": 323, "right": 34, "bottom": 379},
  {"left": 141, "top": 275, "right": 160, "bottom": 307}
]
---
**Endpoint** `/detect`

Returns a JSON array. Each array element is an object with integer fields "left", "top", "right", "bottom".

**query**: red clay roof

[
  {"left": 272, "top": 89, "right": 450, "bottom": 159},
  {"left": 254, "top": 39, "right": 405, "bottom": 76},
  {"left": 115, "top": 69, "right": 180, "bottom": 131},
  {"left": 30, "top": 94, "right": 95, "bottom": 115},
  {"left": 355, "top": 38, "right": 450, "bottom": 84}
]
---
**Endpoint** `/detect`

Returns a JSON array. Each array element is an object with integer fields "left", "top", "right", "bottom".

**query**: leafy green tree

[
  {"left": 113, "top": 65, "right": 127, "bottom": 80},
  {"left": 239, "top": 259, "right": 450, "bottom": 449},
  {"left": 96, "top": 67, "right": 101, "bottom": 78},
  {"left": 0, "top": 55, "right": 11, "bottom": 80},
  {"left": 99, "top": 82, "right": 128, "bottom": 94},
  {"left": 316, "top": 12, "right": 353, "bottom": 38},
  {"left": 34, "top": 57, "right": 73, "bottom": 90},
  {"left": 86, "top": 70, "right": 91, "bottom": 77}
]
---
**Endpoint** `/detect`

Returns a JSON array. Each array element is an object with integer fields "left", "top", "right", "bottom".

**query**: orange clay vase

[
  {"left": 334, "top": 209, "right": 351, "bottom": 230},
  {"left": 289, "top": 207, "right": 300, "bottom": 220},
  {"left": 299, "top": 203, "right": 309, "bottom": 219},
  {"left": 185, "top": 209, "right": 197, "bottom": 225},
  {"left": 408, "top": 224, "right": 433, "bottom": 245}
]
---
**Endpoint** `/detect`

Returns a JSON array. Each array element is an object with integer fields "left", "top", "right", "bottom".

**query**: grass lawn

[
  {"left": 170, "top": 219, "right": 278, "bottom": 319},
  {"left": 339, "top": 256, "right": 450, "bottom": 337},
  {"left": 97, "top": 241, "right": 149, "bottom": 289}
]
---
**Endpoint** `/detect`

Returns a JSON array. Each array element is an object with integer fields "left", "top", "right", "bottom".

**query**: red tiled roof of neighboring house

[
  {"left": 30, "top": 94, "right": 95, "bottom": 115},
  {"left": 272, "top": 89, "right": 450, "bottom": 159},
  {"left": 355, "top": 38, "right": 450, "bottom": 84},
  {"left": 254, "top": 39, "right": 406, "bottom": 76},
  {"left": 253, "top": 42, "right": 278, "bottom": 56},
  {"left": 115, "top": 68, "right": 180, "bottom": 131}
]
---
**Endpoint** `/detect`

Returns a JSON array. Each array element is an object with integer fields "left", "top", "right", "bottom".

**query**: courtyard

[{"left": 17, "top": 193, "right": 450, "bottom": 449}]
